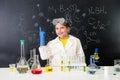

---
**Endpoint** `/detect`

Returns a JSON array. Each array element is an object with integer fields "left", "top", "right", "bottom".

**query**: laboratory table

[{"left": 0, "top": 66, "right": 120, "bottom": 80}]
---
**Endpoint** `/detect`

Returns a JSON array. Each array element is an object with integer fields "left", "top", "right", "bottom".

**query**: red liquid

[{"left": 31, "top": 69, "right": 42, "bottom": 74}]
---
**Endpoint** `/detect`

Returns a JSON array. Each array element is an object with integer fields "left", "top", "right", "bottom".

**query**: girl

[{"left": 39, "top": 18, "right": 86, "bottom": 67}]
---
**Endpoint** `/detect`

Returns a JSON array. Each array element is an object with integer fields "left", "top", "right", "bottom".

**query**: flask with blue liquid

[{"left": 88, "top": 55, "right": 98, "bottom": 74}]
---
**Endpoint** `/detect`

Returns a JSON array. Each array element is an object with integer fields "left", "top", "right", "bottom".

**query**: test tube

[{"left": 61, "top": 56, "right": 65, "bottom": 71}]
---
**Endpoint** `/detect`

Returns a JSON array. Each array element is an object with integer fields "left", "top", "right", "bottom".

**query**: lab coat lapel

[
  {"left": 55, "top": 37, "right": 66, "bottom": 56},
  {"left": 65, "top": 37, "right": 73, "bottom": 49},
  {"left": 55, "top": 37, "right": 65, "bottom": 50},
  {"left": 55, "top": 36, "right": 73, "bottom": 53}
]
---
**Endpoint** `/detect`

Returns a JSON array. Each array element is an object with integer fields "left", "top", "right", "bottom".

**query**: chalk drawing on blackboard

[
  {"left": 88, "top": 18, "right": 107, "bottom": 31},
  {"left": 31, "top": 3, "right": 112, "bottom": 51},
  {"left": 70, "top": 27, "right": 79, "bottom": 36},
  {"left": 83, "top": 31, "right": 100, "bottom": 43},
  {"left": 88, "top": 17, "right": 96, "bottom": 25},
  {"left": 95, "top": 20, "right": 106, "bottom": 30},
  {"left": 88, "top": 6, "right": 107, "bottom": 15},
  {"left": 18, "top": 13, "right": 25, "bottom": 27},
  {"left": 38, "top": 12, "right": 44, "bottom": 17},
  {"left": 73, "top": 9, "right": 86, "bottom": 22},
  {"left": 48, "top": 4, "right": 87, "bottom": 26},
  {"left": 48, "top": 6, "right": 57, "bottom": 14},
  {"left": 34, "top": 22, "right": 39, "bottom": 27},
  {"left": 32, "top": 15, "right": 36, "bottom": 19}
]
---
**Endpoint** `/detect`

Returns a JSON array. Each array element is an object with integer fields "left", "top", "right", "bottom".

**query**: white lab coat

[{"left": 39, "top": 35, "right": 86, "bottom": 66}]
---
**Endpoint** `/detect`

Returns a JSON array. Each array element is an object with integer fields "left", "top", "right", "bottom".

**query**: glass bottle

[
  {"left": 113, "top": 59, "right": 120, "bottom": 75},
  {"left": 16, "top": 40, "right": 29, "bottom": 73},
  {"left": 31, "top": 54, "right": 42, "bottom": 74},
  {"left": 88, "top": 55, "right": 98, "bottom": 74},
  {"left": 28, "top": 48, "right": 36, "bottom": 69}
]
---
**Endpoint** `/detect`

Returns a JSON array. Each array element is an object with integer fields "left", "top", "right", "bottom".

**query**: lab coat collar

[{"left": 55, "top": 35, "right": 73, "bottom": 49}]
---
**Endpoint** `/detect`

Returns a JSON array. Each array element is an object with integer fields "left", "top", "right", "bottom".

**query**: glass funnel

[{"left": 16, "top": 40, "right": 29, "bottom": 73}]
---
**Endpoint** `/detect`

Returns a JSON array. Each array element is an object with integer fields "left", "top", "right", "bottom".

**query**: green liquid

[{"left": 29, "top": 64, "right": 32, "bottom": 69}]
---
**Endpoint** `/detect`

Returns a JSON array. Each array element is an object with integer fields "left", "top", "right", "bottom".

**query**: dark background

[{"left": 0, "top": 0, "right": 120, "bottom": 67}]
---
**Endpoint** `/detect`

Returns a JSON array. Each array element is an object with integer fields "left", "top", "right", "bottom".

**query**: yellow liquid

[
  {"left": 94, "top": 54, "right": 100, "bottom": 60},
  {"left": 9, "top": 67, "right": 16, "bottom": 72},
  {"left": 45, "top": 67, "right": 53, "bottom": 72},
  {"left": 61, "top": 60, "right": 65, "bottom": 71},
  {"left": 44, "top": 67, "right": 53, "bottom": 72}
]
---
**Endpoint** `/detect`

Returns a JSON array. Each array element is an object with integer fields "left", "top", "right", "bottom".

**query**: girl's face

[{"left": 55, "top": 23, "right": 69, "bottom": 38}]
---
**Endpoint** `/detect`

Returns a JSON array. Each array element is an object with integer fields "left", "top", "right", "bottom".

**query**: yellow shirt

[{"left": 59, "top": 38, "right": 68, "bottom": 48}]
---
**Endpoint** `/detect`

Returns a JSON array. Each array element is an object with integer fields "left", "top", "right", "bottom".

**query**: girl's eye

[
  {"left": 61, "top": 26, "right": 65, "bottom": 29},
  {"left": 55, "top": 27, "right": 58, "bottom": 29}
]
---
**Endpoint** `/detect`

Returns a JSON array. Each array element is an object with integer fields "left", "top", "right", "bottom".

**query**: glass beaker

[
  {"left": 16, "top": 40, "right": 29, "bottom": 73},
  {"left": 9, "top": 64, "right": 16, "bottom": 72},
  {"left": 28, "top": 48, "right": 36, "bottom": 69},
  {"left": 31, "top": 54, "right": 42, "bottom": 74},
  {"left": 114, "top": 59, "right": 120, "bottom": 73}
]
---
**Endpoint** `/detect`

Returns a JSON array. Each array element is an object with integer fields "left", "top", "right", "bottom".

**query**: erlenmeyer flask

[
  {"left": 45, "top": 59, "right": 50, "bottom": 67},
  {"left": 44, "top": 59, "right": 53, "bottom": 72},
  {"left": 88, "top": 55, "right": 98, "bottom": 74},
  {"left": 28, "top": 48, "right": 36, "bottom": 69},
  {"left": 31, "top": 54, "right": 42, "bottom": 74},
  {"left": 16, "top": 40, "right": 29, "bottom": 73}
]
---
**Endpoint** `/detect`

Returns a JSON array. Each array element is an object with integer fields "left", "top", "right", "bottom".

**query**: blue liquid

[{"left": 89, "top": 70, "right": 96, "bottom": 74}]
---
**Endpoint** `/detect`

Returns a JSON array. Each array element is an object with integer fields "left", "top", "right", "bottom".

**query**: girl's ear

[{"left": 67, "top": 27, "right": 71, "bottom": 33}]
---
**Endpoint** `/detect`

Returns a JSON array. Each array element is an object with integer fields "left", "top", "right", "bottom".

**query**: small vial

[{"left": 9, "top": 64, "right": 16, "bottom": 72}]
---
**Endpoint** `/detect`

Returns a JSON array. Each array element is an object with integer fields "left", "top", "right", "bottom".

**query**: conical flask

[
  {"left": 88, "top": 55, "right": 98, "bottom": 74},
  {"left": 44, "top": 59, "right": 53, "bottom": 72},
  {"left": 16, "top": 40, "right": 29, "bottom": 73},
  {"left": 45, "top": 59, "right": 51, "bottom": 67},
  {"left": 31, "top": 54, "right": 42, "bottom": 74},
  {"left": 28, "top": 48, "right": 36, "bottom": 69}
]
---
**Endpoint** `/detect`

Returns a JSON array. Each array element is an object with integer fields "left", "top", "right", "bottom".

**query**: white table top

[{"left": 0, "top": 66, "right": 120, "bottom": 80}]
